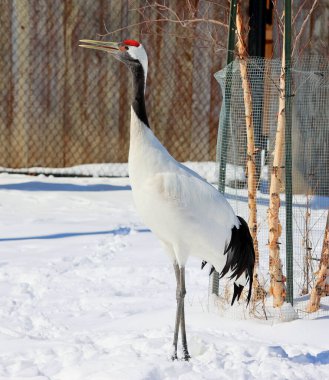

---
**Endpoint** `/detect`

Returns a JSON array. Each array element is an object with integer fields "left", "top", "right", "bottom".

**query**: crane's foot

[
  {"left": 171, "top": 352, "right": 190, "bottom": 361},
  {"left": 182, "top": 348, "right": 191, "bottom": 361},
  {"left": 171, "top": 348, "right": 191, "bottom": 361}
]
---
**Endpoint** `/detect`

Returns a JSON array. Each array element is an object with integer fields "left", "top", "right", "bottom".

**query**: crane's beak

[{"left": 79, "top": 39, "right": 120, "bottom": 55}]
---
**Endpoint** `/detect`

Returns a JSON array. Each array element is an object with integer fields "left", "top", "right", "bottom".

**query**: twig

[
  {"left": 292, "top": 0, "right": 308, "bottom": 24},
  {"left": 204, "top": 0, "right": 229, "bottom": 11},
  {"left": 99, "top": 0, "right": 229, "bottom": 53},
  {"left": 99, "top": 17, "right": 227, "bottom": 38},
  {"left": 292, "top": 0, "right": 319, "bottom": 56},
  {"left": 272, "top": 0, "right": 284, "bottom": 36}
]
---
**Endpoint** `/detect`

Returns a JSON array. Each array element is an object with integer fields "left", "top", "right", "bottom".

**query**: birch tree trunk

[
  {"left": 236, "top": 6, "right": 264, "bottom": 302},
  {"left": 268, "top": 47, "right": 287, "bottom": 307},
  {"left": 306, "top": 212, "right": 329, "bottom": 312}
]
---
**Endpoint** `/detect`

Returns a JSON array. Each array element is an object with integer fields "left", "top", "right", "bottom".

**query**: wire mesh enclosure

[{"left": 213, "top": 56, "right": 329, "bottom": 320}]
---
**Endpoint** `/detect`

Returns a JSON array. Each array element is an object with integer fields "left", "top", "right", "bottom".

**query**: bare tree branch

[
  {"left": 272, "top": 0, "right": 284, "bottom": 36},
  {"left": 204, "top": 0, "right": 229, "bottom": 11},
  {"left": 100, "top": 0, "right": 228, "bottom": 50},
  {"left": 136, "top": 1, "right": 228, "bottom": 28},
  {"left": 292, "top": 0, "right": 319, "bottom": 56},
  {"left": 292, "top": 0, "right": 309, "bottom": 25}
]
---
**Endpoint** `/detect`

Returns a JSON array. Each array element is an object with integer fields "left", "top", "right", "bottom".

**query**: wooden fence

[{"left": 0, "top": 0, "right": 226, "bottom": 168}]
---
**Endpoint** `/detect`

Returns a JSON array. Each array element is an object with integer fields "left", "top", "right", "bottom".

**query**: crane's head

[{"left": 79, "top": 38, "right": 148, "bottom": 75}]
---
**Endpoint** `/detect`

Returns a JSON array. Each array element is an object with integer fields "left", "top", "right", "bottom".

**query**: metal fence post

[
  {"left": 285, "top": 0, "right": 294, "bottom": 305},
  {"left": 212, "top": 0, "right": 238, "bottom": 295}
]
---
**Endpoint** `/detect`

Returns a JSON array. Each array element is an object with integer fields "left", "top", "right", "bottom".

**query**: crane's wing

[
  {"left": 176, "top": 161, "right": 208, "bottom": 183},
  {"left": 147, "top": 170, "right": 238, "bottom": 230}
]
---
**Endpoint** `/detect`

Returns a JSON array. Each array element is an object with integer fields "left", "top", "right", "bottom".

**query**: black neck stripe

[{"left": 130, "top": 64, "right": 150, "bottom": 128}]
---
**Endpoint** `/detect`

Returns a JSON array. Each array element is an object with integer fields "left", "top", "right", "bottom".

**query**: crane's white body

[
  {"left": 128, "top": 108, "right": 240, "bottom": 271},
  {"left": 79, "top": 38, "right": 254, "bottom": 360}
]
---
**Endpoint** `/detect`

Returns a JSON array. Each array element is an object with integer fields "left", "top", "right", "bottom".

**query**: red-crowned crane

[{"left": 79, "top": 38, "right": 255, "bottom": 361}]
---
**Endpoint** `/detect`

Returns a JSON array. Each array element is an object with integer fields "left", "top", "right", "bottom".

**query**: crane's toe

[
  {"left": 171, "top": 349, "right": 191, "bottom": 361},
  {"left": 182, "top": 351, "right": 191, "bottom": 361},
  {"left": 171, "top": 352, "right": 178, "bottom": 361}
]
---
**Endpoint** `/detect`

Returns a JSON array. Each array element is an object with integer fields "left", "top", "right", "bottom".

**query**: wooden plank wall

[{"left": 0, "top": 0, "right": 227, "bottom": 168}]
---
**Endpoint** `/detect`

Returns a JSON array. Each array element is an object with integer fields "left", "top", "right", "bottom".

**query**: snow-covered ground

[{"left": 0, "top": 173, "right": 328, "bottom": 380}]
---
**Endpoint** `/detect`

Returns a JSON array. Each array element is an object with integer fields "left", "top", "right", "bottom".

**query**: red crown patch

[{"left": 123, "top": 39, "right": 140, "bottom": 47}]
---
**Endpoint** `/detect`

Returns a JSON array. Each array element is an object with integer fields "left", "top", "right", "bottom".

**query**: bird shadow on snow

[
  {"left": 0, "top": 181, "right": 131, "bottom": 192},
  {"left": 0, "top": 227, "right": 150, "bottom": 242}
]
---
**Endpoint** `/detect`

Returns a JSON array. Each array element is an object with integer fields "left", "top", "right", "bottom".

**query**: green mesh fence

[{"left": 212, "top": 56, "right": 329, "bottom": 321}]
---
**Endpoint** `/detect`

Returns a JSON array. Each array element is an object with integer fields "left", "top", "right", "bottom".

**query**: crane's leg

[
  {"left": 172, "top": 262, "right": 181, "bottom": 360},
  {"left": 179, "top": 267, "right": 190, "bottom": 361},
  {"left": 172, "top": 263, "right": 190, "bottom": 361}
]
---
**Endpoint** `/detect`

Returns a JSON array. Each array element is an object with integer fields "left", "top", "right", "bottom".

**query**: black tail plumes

[
  {"left": 220, "top": 216, "right": 255, "bottom": 305},
  {"left": 231, "top": 283, "right": 244, "bottom": 306},
  {"left": 201, "top": 216, "right": 255, "bottom": 306}
]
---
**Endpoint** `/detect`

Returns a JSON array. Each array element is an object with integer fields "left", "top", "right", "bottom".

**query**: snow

[{"left": 0, "top": 173, "right": 328, "bottom": 379}]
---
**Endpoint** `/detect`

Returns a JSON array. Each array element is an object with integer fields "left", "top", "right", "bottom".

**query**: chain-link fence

[
  {"left": 0, "top": 0, "right": 227, "bottom": 180},
  {"left": 213, "top": 56, "right": 329, "bottom": 321}
]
